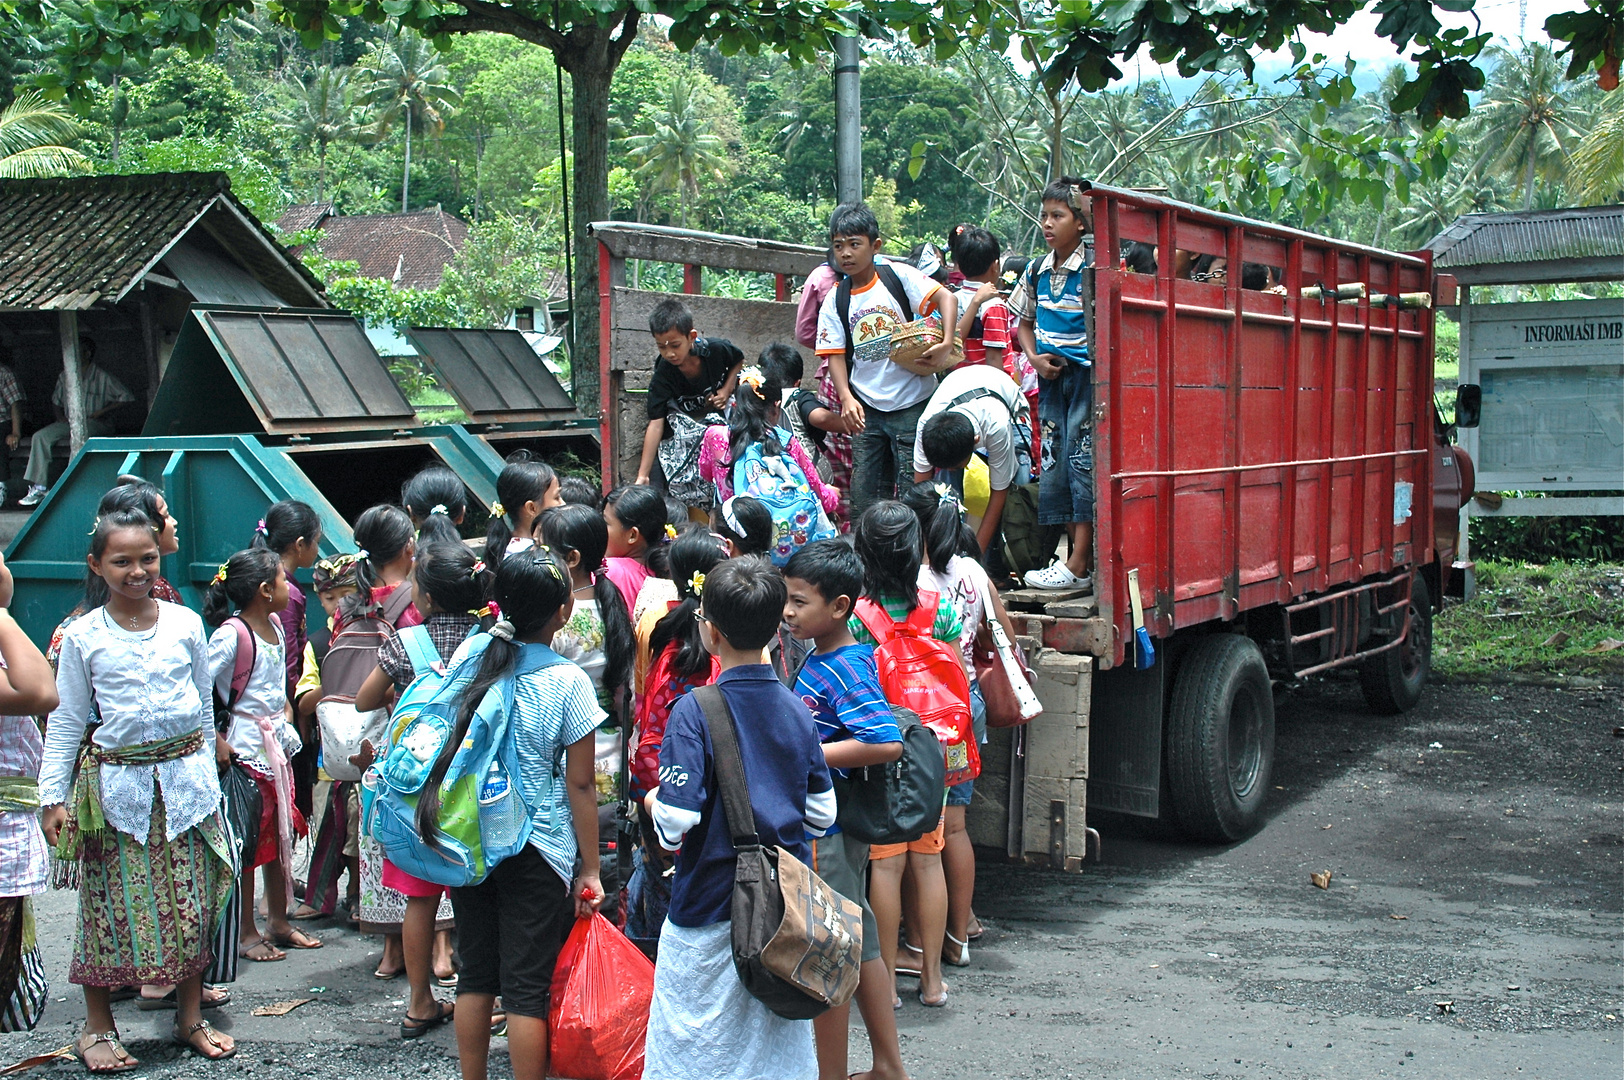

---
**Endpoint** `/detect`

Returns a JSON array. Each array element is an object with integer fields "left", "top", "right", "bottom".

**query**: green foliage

[
  {"left": 111, "top": 132, "right": 287, "bottom": 219},
  {"left": 1471, "top": 493, "right": 1624, "bottom": 564},
  {"left": 0, "top": 89, "right": 88, "bottom": 176},
  {"left": 1433, "top": 559, "right": 1624, "bottom": 682},
  {"left": 437, "top": 213, "right": 561, "bottom": 327}
]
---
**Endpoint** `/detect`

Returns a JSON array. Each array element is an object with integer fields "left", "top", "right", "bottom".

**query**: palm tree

[
  {"left": 357, "top": 27, "right": 460, "bottom": 212},
  {"left": 623, "top": 79, "right": 730, "bottom": 227},
  {"left": 0, "top": 91, "right": 89, "bottom": 178},
  {"left": 283, "top": 66, "right": 374, "bottom": 202},
  {"left": 1568, "top": 89, "right": 1624, "bottom": 204},
  {"left": 1464, "top": 42, "right": 1587, "bottom": 210}
]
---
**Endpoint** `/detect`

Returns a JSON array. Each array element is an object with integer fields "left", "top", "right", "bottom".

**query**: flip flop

[
  {"left": 896, "top": 943, "right": 924, "bottom": 980},
  {"left": 436, "top": 972, "right": 459, "bottom": 988},
  {"left": 943, "top": 932, "right": 971, "bottom": 968},
  {"left": 272, "top": 928, "right": 323, "bottom": 950},
  {"left": 374, "top": 964, "right": 404, "bottom": 980},
  {"left": 288, "top": 904, "right": 326, "bottom": 921},
  {"left": 918, "top": 987, "right": 948, "bottom": 1008},
  {"left": 71, "top": 1030, "right": 138, "bottom": 1073},
  {"left": 239, "top": 937, "right": 286, "bottom": 962},
  {"left": 401, "top": 1000, "right": 455, "bottom": 1039},
  {"left": 173, "top": 1020, "right": 235, "bottom": 1060}
]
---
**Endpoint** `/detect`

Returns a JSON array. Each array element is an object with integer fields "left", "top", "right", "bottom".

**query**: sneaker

[
  {"left": 1024, "top": 563, "right": 1091, "bottom": 591},
  {"left": 17, "top": 485, "right": 45, "bottom": 507}
]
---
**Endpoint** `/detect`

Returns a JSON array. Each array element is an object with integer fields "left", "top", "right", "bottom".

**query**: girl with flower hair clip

[{"left": 697, "top": 364, "right": 839, "bottom": 518}]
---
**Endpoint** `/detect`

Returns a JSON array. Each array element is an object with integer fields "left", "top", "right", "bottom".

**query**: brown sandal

[
  {"left": 272, "top": 928, "right": 323, "bottom": 950},
  {"left": 71, "top": 1029, "right": 138, "bottom": 1073},
  {"left": 174, "top": 1019, "right": 236, "bottom": 1060}
]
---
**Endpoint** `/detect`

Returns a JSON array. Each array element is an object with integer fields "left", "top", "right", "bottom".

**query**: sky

[{"left": 1117, "top": 0, "right": 1572, "bottom": 96}]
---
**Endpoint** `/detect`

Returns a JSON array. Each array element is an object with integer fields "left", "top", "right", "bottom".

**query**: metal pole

[{"left": 834, "top": 31, "right": 861, "bottom": 205}]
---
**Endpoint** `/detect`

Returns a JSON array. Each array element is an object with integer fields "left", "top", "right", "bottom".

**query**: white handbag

[{"left": 317, "top": 699, "right": 387, "bottom": 782}]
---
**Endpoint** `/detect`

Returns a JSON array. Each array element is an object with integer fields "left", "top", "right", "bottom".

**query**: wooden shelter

[{"left": 0, "top": 172, "right": 324, "bottom": 486}]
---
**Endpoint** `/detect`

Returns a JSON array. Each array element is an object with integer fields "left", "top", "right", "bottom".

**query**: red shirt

[{"left": 956, "top": 284, "right": 1012, "bottom": 370}]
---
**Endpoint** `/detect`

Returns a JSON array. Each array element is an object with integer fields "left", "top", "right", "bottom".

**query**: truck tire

[
  {"left": 1166, "top": 634, "right": 1275, "bottom": 843},
  {"left": 1359, "top": 572, "right": 1432, "bottom": 715}
]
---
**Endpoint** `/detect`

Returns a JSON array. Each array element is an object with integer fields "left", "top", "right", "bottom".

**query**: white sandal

[{"left": 943, "top": 932, "right": 971, "bottom": 967}]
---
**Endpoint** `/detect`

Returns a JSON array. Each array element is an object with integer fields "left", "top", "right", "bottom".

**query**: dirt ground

[{"left": 4, "top": 679, "right": 1619, "bottom": 1079}]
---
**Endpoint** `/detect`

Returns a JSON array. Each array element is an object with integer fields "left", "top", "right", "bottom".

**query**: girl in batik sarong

[
  {"left": 40, "top": 509, "right": 237, "bottom": 1069},
  {"left": 0, "top": 549, "right": 61, "bottom": 1033}
]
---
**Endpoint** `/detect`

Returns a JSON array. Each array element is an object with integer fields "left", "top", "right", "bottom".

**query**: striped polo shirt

[{"left": 1006, "top": 246, "right": 1091, "bottom": 367}]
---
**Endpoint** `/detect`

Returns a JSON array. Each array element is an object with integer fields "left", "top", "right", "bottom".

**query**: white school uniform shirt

[
  {"left": 911, "top": 364, "right": 1028, "bottom": 491},
  {"left": 209, "top": 617, "right": 291, "bottom": 764},
  {"left": 38, "top": 602, "right": 222, "bottom": 843},
  {"left": 814, "top": 260, "right": 944, "bottom": 412}
]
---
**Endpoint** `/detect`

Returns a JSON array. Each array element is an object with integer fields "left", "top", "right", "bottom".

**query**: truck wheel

[
  {"left": 1359, "top": 573, "right": 1432, "bottom": 715},
  {"left": 1166, "top": 634, "right": 1275, "bottom": 843}
]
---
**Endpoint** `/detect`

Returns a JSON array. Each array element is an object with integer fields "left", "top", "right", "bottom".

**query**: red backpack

[{"left": 854, "top": 590, "right": 979, "bottom": 787}]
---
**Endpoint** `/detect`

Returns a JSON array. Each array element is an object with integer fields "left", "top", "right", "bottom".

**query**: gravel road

[{"left": 3, "top": 678, "right": 1618, "bottom": 1079}]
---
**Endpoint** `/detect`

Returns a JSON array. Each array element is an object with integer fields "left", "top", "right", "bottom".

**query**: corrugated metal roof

[
  {"left": 0, "top": 172, "right": 326, "bottom": 310},
  {"left": 144, "top": 308, "right": 415, "bottom": 437},
  {"left": 1425, "top": 205, "right": 1624, "bottom": 267},
  {"left": 408, "top": 327, "right": 578, "bottom": 424}
]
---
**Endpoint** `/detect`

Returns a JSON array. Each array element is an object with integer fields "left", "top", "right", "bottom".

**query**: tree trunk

[
  {"left": 59, "top": 312, "right": 87, "bottom": 455},
  {"left": 403, "top": 99, "right": 413, "bottom": 213},
  {"left": 317, "top": 141, "right": 327, "bottom": 203},
  {"left": 566, "top": 55, "right": 613, "bottom": 417}
]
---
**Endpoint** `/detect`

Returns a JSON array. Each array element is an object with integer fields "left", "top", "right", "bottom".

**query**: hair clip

[
  {"left": 739, "top": 366, "right": 767, "bottom": 399},
  {"left": 255, "top": 519, "right": 268, "bottom": 536},
  {"left": 87, "top": 515, "right": 100, "bottom": 536},
  {"left": 471, "top": 604, "right": 493, "bottom": 618},
  {"left": 429, "top": 503, "right": 448, "bottom": 516},
  {"left": 688, "top": 571, "right": 706, "bottom": 598},
  {"left": 489, "top": 619, "right": 516, "bottom": 642},
  {"left": 470, "top": 559, "right": 486, "bottom": 578},
  {"left": 934, "top": 482, "right": 957, "bottom": 507},
  {"left": 211, "top": 563, "right": 229, "bottom": 586},
  {"left": 663, "top": 523, "right": 679, "bottom": 542},
  {"left": 490, "top": 501, "right": 506, "bottom": 519}
]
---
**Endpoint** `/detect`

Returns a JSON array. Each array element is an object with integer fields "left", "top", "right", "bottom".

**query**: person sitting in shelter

[{"left": 20, "top": 337, "right": 134, "bottom": 508}]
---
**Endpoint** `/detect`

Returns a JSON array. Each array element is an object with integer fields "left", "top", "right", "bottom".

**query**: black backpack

[
  {"left": 829, "top": 704, "right": 945, "bottom": 846},
  {"left": 834, "top": 262, "right": 913, "bottom": 367}
]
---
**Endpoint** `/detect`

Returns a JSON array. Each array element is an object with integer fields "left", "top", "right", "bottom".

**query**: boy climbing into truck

[
  {"left": 635, "top": 298, "right": 745, "bottom": 518},
  {"left": 1008, "top": 177, "right": 1095, "bottom": 591},
  {"left": 816, "top": 203, "right": 957, "bottom": 522}
]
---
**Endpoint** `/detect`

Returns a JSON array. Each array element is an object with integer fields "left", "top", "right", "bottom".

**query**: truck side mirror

[{"left": 1455, "top": 384, "right": 1481, "bottom": 429}]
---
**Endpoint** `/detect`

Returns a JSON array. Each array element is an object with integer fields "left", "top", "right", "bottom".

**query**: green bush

[{"left": 1471, "top": 491, "right": 1624, "bottom": 563}]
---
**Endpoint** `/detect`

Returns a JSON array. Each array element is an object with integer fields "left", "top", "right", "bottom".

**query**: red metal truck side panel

[{"left": 1091, "top": 186, "right": 1436, "bottom": 668}]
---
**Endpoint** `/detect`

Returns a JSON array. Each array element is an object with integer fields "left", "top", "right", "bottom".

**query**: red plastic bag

[{"left": 549, "top": 913, "right": 656, "bottom": 1080}]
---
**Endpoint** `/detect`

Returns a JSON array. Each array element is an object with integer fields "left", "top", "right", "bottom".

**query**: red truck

[{"left": 1007, "top": 183, "right": 1476, "bottom": 847}]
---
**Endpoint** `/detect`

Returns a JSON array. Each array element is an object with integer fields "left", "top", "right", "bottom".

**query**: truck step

[{"left": 1001, "top": 586, "right": 1097, "bottom": 612}]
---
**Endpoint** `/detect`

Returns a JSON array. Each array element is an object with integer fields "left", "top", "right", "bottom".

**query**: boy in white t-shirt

[{"left": 815, "top": 203, "right": 957, "bottom": 521}]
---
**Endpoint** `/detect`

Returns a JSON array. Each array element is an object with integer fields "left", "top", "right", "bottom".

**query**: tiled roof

[
  {"left": 276, "top": 201, "right": 334, "bottom": 234},
  {"left": 1425, "top": 205, "right": 1624, "bottom": 267},
  {"left": 292, "top": 206, "right": 470, "bottom": 290},
  {"left": 0, "top": 171, "right": 326, "bottom": 311}
]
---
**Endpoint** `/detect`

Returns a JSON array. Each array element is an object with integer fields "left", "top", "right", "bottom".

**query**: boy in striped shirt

[
  {"left": 1007, "top": 177, "right": 1096, "bottom": 590},
  {"left": 782, "top": 539, "right": 910, "bottom": 1080}
]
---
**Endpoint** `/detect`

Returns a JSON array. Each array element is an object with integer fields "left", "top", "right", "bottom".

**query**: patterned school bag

[{"left": 730, "top": 425, "right": 836, "bottom": 567}]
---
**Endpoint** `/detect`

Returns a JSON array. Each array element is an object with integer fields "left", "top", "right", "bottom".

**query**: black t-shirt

[
  {"left": 785, "top": 387, "right": 828, "bottom": 451},
  {"left": 645, "top": 336, "right": 744, "bottom": 423}
]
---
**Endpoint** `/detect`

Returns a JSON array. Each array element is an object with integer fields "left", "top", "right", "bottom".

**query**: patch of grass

[{"left": 1434, "top": 560, "right": 1624, "bottom": 683}]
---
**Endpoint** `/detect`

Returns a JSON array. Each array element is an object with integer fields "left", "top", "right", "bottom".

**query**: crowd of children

[{"left": 0, "top": 178, "right": 1106, "bottom": 1079}]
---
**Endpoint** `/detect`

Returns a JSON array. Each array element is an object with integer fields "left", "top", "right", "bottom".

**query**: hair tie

[
  {"left": 490, "top": 501, "right": 506, "bottom": 519},
  {"left": 595, "top": 560, "right": 610, "bottom": 577},
  {"left": 470, "top": 559, "right": 486, "bottom": 579},
  {"left": 739, "top": 366, "right": 767, "bottom": 399},
  {"left": 663, "top": 523, "right": 679, "bottom": 543},
  {"left": 720, "top": 497, "right": 745, "bottom": 538},
  {"left": 687, "top": 571, "right": 706, "bottom": 598},
  {"left": 354, "top": 548, "right": 369, "bottom": 562},
  {"left": 429, "top": 503, "right": 448, "bottom": 516},
  {"left": 255, "top": 519, "right": 268, "bottom": 536},
  {"left": 934, "top": 481, "right": 957, "bottom": 508},
  {"left": 489, "top": 619, "right": 516, "bottom": 642},
  {"left": 211, "top": 563, "right": 229, "bottom": 586}
]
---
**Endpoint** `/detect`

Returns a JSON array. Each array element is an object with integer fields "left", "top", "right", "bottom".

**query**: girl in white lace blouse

[{"left": 39, "top": 509, "right": 237, "bottom": 1068}]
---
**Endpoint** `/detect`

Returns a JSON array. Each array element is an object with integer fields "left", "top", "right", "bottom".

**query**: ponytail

[
  {"left": 647, "top": 525, "right": 727, "bottom": 679},
  {"left": 484, "top": 452, "right": 557, "bottom": 567},
  {"left": 402, "top": 466, "right": 468, "bottom": 545},
  {"left": 202, "top": 548, "right": 282, "bottom": 628},
  {"left": 902, "top": 481, "right": 975, "bottom": 575},
  {"left": 251, "top": 500, "right": 321, "bottom": 555},
  {"left": 727, "top": 366, "right": 784, "bottom": 469},
  {"left": 537, "top": 503, "right": 635, "bottom": 696}
]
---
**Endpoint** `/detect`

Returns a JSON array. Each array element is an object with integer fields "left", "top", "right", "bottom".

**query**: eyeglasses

[{"left": 695, "top": 611, "right": 711, "bottom": 625}]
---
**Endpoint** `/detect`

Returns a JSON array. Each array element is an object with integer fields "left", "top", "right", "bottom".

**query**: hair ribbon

[
  {"left": 739, "top": 366, "right": 767, "bottom": 399},
  {"left": 720, "top": 497, "right": 745, "bottom": 538},
  {"left": 429, "top": 504, "right": 448, "bottom": 516},
  {"left": 489, "top": 619, "right": 516, "bottom": 642}
]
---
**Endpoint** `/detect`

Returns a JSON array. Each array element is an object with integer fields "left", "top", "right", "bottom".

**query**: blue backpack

[
  {"left": 362, "top": 634, "right": 570, "bottom": 887},
  {"left": 731, "top": 425, "right": 836, "bottom": 566}
]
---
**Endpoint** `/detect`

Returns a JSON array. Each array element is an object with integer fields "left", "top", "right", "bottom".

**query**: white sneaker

[
  {"left": 16, "top": 485, "right": 45, "bottom": 507},
  {"left": 1024, "top": 563, "right": 1091, "bottom": 591}
]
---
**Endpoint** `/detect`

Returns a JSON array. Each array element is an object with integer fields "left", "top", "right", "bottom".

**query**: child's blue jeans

[{"left": 1037, "top": 361, "right": 1094, "bottom": 526}]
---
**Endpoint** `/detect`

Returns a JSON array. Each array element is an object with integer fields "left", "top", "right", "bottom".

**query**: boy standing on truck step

[
  {"left": 816, "top": 203, "right": 958, "bottom": 521},
  {"left": 1008, "top": 177, "right": 1095, "bottom": 591},
  {"left": 635, "top": 298, "right": 745, "bottom": 519}
]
